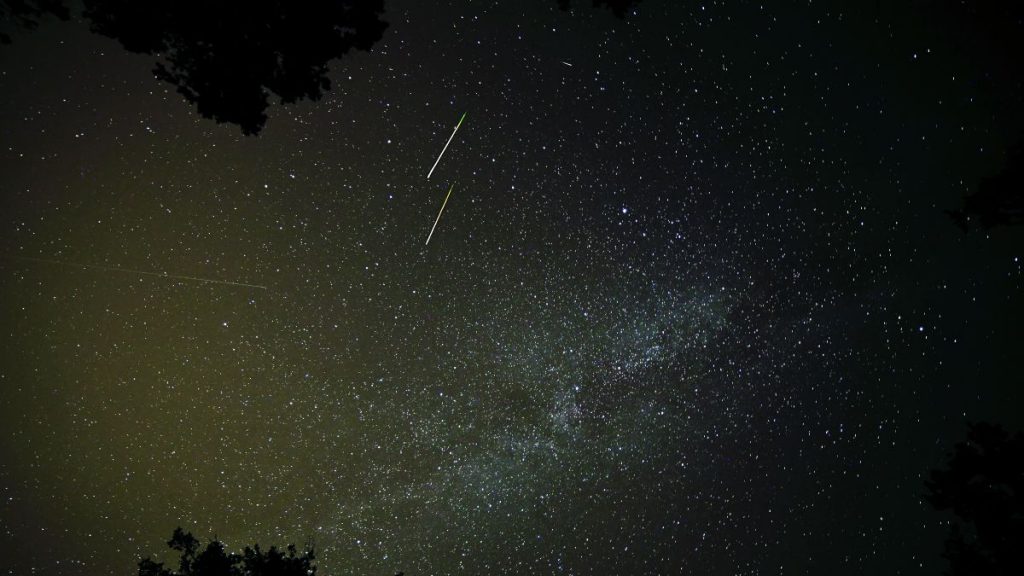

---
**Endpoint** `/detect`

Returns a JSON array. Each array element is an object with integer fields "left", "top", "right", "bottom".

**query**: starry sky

[{"left": 1, "top": 1, "right": 1023, "bottom": 575}]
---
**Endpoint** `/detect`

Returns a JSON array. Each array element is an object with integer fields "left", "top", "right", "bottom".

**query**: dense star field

[{"left": 1, "top": 1, "right": 1022, "bottom": 574}]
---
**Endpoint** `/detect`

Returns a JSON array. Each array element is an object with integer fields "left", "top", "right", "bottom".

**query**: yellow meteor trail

[
  {"left": 3, "top": 255, "right": 267, "bottom": 290},
  {"left": 425, "top": 183, "right": 455, "bottom": 246}
]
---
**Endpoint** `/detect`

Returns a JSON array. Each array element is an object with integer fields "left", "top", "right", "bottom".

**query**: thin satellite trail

[
  {"left": 3, "top": 255, "right": 268, "bottom": 290},
  {"left": 426, "top": 111, "right": 466, "bottom": 179},
  {"left": 425, "top": 183, "right": 455, "bottom": 246}
]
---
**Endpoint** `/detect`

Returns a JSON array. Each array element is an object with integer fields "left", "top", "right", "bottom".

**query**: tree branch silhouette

[
  {"left": 946, "top": 145, "right": 1024, "bottom": 231},
  {"left": 0, "top": 0, "right": 68, "bottom": 44},
  {"left": 138, "top": 528, "right": 317, "bottom": 576},
  {"left": 557, "top": 0, "right": 642, "bottom": 18},
  {"left": 926, "top": 423, "right": 1024, "bottom": 575},
  {"left": 81, "top": 0, "right": 388, "bottom": 135}
]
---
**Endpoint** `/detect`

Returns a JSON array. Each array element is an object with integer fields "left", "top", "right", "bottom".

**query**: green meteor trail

[{"left": 427, "top": 111, "right": 466, "bottom": 179}]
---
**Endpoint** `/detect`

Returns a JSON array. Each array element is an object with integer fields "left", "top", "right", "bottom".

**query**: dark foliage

[
  {"left": 932, "top": 0, "right": 1024, "bottom": 231},
  {"left": 0, "top": 0, "right": 68, "bottom": 43},
  {"left": 79, "top": 0, "right": 387, "bottom": 135},
  {"left": 4, "top": 1, "right": 637, "bottom": 133},
  {"left": 946, "top": 145, "right": 1024, "bottom": 230},
  {"left": 139, "top": 528, "right": 316, "bottom": 576},
  {"left": 926, "top": 423, "right": 1024, "bottom": 575},
  {"left": 2, "top": 1, "right": 387, "bottom": 134},
  {"left": 557, "top": 0, "right": 641, "bottom": 18},
  {"left": 923, "top": 0, "right": 1024, "bottom": 88}
]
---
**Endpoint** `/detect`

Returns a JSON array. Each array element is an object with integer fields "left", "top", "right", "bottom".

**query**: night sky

[{"left": 1, "top": 1, "right": 1023, "bottom": 575}]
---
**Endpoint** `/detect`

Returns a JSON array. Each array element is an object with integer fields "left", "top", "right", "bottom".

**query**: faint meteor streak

[
  {"left": 425, "top": 183, "right": 455, "bottom": 246},
  {"left": 426, "top": 111, "right": 466, "bottom": 179},
  {"left": 3, "top": 255, "right": 267, "bottom": 289}
]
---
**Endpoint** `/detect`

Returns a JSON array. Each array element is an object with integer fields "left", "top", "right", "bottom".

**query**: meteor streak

[
  {"left": 3, "top": 255, "right": 267, "bottom": 290},
  {"left": 426, "top": 111, "right": 466, "bottom": 179},
  {"left": 425, "top": 183, "right": 455, "bottom": 246}
]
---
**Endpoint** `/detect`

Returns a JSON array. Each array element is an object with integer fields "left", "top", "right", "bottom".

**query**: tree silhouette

[
  {"left": 3, "top": 1, "right": 644, "bottom": 133},
  {"left": 0, "top": 0, "right": 68, "bottom": 43},
  {"left": 931, "top": 0, "right": 1024, "bottom": 232},
  {"left": 925, "top": 423, "right": 1024, "bottom": 575},
  {"left": 557, "top": 0, "right": 642, "bottom": 18},
  {"left": 138, "top": 528, "right": 317, "bottom": 576},
  {"left": 946, "top": 144, "right": 1024, "bottom": 230},
  {"left": 81, "top": 0, "right": 388, "bottom": 135},
  {"left": 2, "top": 1, "right": 388, "bottom": 135}
]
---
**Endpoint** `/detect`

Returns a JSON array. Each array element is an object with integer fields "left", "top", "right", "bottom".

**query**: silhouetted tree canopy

[
  {"left": 138, "top": 528, "right": 317, "bottom": 576},
  {"left": 926, "top": 423, "right": 1024, "bottom": 575},
  {"left": 81, "top": 0, "right": 387, "bottom": 135},
  {"left": 3, "top": 1, "right": 642, "bottom": 133},
  {"left": 0, "top": 0, "right": 68, "bottom": 43},
  {"left": 946, "top": 145, "right": 1024, "bottom": 230},
  {"left": 2, "top": 1, "right": 387, "bottom": 134},
  {"left": 557, "top": 0, "right": 641, "bottom": 18},
  {"left": 932, "top": 0, "right": 1024, "bottom": 232}
]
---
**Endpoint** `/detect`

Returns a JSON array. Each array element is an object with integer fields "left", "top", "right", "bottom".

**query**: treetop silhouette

[
  {"left": 557, "top": 0, "right": 642, "bottom": 18},
  {"left": 3, "top": 0, "right": 642, "bottom": 134},
  {"left": 81, "top": 0, "right": 388, "bottom": 135},
  {"left": 138, "top": 528, "right": 317, "bottom": 576},
  {"left": 946, "top": 145, "right": 1024, "bottom": 230},
  {"left": 926, "top": 422, "right": 1024, "bottom": 575},
  {"left": 0, "top": 0, "right": 68, "bottom": 44}
]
